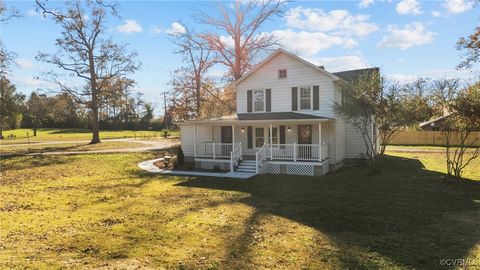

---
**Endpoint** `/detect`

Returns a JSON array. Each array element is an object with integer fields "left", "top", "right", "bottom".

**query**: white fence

[{"left": 195, "top": 143, "right": 238, "bottom": 159}]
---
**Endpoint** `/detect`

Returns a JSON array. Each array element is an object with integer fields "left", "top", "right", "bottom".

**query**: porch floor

[{"left": 138, "top": 158, "right": 256, "bottom": 179}]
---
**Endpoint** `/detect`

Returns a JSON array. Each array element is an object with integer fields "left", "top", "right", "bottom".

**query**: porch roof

[{"left": 176, "top": 112, "right": 333, "bottom": 125}]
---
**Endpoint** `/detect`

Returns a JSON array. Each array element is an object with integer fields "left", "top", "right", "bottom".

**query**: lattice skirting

[
  {"left": 287, "top": 164, "right": 315, "bottom": 176},
  {"left": 264, "top": 163, "right": 281, "bottom": 174},
  {"left": 196, "top": 160, "right": 230, "bottom": 171},
  {"left": 261, "top": 162, "right": 329, "bottom": 176}
]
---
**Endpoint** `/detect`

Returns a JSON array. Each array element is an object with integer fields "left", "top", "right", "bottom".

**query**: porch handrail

[
  {"left": 195, "top": 142, "right": 238, "bottom": 159},
  {"left": 230, "top": 142, "right": 242, "bottom": 172},
  {"left": 255, "top": 143, "right": 267, "bottom": 174},
  {"left": 265, "top": 143, "right": 328, "bottom": 161}
]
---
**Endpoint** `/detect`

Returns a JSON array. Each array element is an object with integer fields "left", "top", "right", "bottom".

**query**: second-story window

[
  {"left": 278, "top": 69, "right": 287, "bottom": 79},
  {"left": 254, "top": 89, "right": 265, "bottom": 112},
  {"left": 299, "top": 86, "right": 312, "bottom": 110}
]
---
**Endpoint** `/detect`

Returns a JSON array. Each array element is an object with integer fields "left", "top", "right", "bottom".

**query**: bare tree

[
  {"left": 35, "top": 0, "right": 140, "bottom": 144},
  {"left": 169, "top": 24, "right": 215, "bottom": 117},
  {"left": 196, "top": 0, "right": 286, "bottom": 81},
  {"left": 440, "top": 83, "right": 480, "bottom": 179}
]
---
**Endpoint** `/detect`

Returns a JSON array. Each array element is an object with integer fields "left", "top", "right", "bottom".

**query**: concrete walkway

[{"left": 138, "top": 158, "right": 256, "bottom": 179}]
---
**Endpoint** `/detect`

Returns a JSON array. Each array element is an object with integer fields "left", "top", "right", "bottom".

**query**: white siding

[
  {"left": 333, "top": 83, "right": 346, "bottom": 162},
  {"left": 180, "top": 124, "right": 214, "bottom": 157},
  {"left": 236, "top": 52, "right": 336, "bottom": 118},
  {"left": 345, "top": 121, "right": 369, "bottom": 159}
]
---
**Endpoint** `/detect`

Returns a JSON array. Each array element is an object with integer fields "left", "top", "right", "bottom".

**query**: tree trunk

[
  {"left": 195, "top": 75, "right": 201, "bottom": 118},
  {"left": 33, "top": 128, "right": 37, "bottom": 137},
  {"left": 90, "top": 101, "right": 101, "bottom": 144}
]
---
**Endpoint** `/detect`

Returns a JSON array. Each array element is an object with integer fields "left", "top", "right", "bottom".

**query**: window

[
  {"left": 253, "top": 89, "right": 265, "bottom": 112},
  {"left": 299, "top": 86, "right": 312, "bottom": 110},
  {"left": 255, "top": 127, "right": 264, "bottom": 147},
  {"left": 268, "top": 127, "right": 279, "bottom": 145},
  {"left": 278, "top": 69, "right": 287, "bottom": 79}
]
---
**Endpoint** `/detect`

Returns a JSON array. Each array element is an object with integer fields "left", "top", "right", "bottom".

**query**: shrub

[
  {"left": 176, "top": 146, "right": 185, "bottom": 165},
  {"left": 213, "top": 165, "right": 222, "bottom": 172}
]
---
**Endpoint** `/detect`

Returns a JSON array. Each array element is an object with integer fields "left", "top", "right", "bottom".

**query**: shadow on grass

[
  {"left": 172, "top": 155, "right": 480, "bottom": 269},
  {"left": 0, "top": 154, "right": 76, "bottom": 173}
]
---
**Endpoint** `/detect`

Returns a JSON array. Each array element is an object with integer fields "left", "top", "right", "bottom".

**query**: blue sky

[{"left": 1, "top": 0, "right": 479, "bottom": 115}]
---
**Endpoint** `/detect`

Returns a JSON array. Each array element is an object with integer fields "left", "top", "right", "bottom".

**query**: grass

[
  {"left": 0, "top": 141, "right": 148, "bottom": 155},
  {"left": 0, "top": 128, "right": 179, "bottom": 145},
  {"left": 0, "top": 150, "right": 479, "bottom": 269},
  {"left": 387, "top": 145, "right": 478, "bottom": 150}
]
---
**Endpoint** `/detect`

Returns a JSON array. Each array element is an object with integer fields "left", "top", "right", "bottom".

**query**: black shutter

[
  {"left": 247, "top": 90, "right": 252, "bottom": 113},
  {"left": 266, "top": 89, "right": 271, "bottom": 112},
  {"left": 313, "top": 85, "right": 319, "bottom": 110},
  {"left": 292, "top": 87, "right": 298, "bottom": 111},
  {"left": 247, "top": 126, "right": 253, "bottom": 149},
  {"left": 279, "top": 125, "right": 285, "bottom": 144}
]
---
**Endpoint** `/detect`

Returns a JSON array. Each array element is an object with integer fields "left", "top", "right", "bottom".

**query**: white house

[{"left": 176, "top": 48, "right": 377, "bottom": 176}]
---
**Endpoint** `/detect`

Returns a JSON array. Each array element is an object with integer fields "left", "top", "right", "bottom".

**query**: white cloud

[
  {"left": 431, "top": 10, "right": 442, "bottom": 17},
  {"left": 272, "top": 30, "right": 358, "bottom": 56},
  {"left": 150, "top": 26, "right": 163, "bottom": 35},
  {"left": 443, "top": 0, "right": 475, "bottom": 14},
  {"left": 16, "top": 58, "right": 35, "bottom": 69},
  {"left": 116, "top": 19, "right": 143, "bottom": 34},
  {"left": 285, "top": 7, "right": 378, "bottom": 37},
  {"left": 390, "top": 69, "right": 479, "bottom": 84},
  {"left": 396, "top": 0, "right": 423, "bottom": 15},
  {"left": 15, "top": 77, "right": 54, "bottom": 89},
  {"left": 307, "top": 55, "right": 370, "bottom": 72},
  {"left": 377, "top": 22, "right": 435, "bottom": 50},
  {"left": 273, "top": 7, "right": 378, "bottom": 56},
  {"left": 27, "top": 9, "right": 37, "bottom": 16},
  {"left": 359, "top": 0, "right": 374, "bottom": 8},
  {"left": 166, "top": 22, "right": 186, "bottom": 35}
]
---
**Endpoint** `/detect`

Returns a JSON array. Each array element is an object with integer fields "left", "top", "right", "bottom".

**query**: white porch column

[
  {"left": 193, "top": 124, "right": 196, "bottom": 158},
  {"left": 269, "top": 124, "right": 273, "bottom": 159},
  {"left": 318, "top": 122, "right": 322, "bottom": 161},
  {"left": 232, "top": 124, "right": 235, "bottom": 147}
]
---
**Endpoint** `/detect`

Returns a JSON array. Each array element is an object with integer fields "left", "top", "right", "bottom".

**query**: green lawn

[
  {"left": 0, "top": 150, "right": 479, "bottom": 269},
  {"left": 0, "top": 128, "right": 179, "bottom": 145},
  {"left": 0, "top": 141, "right": 148, "bottom": 155}
]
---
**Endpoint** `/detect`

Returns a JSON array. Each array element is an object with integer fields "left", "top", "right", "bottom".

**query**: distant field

[
  {"left": 0, "top": 128, "right": 179, "bottom": 145},
  {"left": 0, "top": 141, "right": 148, "bottom": 155}
]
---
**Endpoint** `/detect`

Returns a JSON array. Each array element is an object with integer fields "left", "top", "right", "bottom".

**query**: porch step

[{"left": 235, "top": 160, "right": 257, "bottom": 173}]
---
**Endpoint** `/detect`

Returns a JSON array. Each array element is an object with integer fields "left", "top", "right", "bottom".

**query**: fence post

[
  {"left": 27, "top": 132, "right": 30, "bottom": 144},
  {"left": 230, "top": 152, "right": 234, "bottom": 172},
  {"left": 293, "top": 143, "right": 297, "bottom": 162},
  {"left": 240, "top": 142, "right": 243, "bottom": 160}
]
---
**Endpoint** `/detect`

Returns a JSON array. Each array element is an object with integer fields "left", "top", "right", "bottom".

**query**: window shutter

[
  {"left": 247, "top": 126, "right": 253, "bottom": 149},
  {"left": 279, "top": 125, "right": 285, "bottom": 144},
  {"left": 247, "top": 90, "right": 252, "bottom": 113},
  {"left": 266, "top": 89, "right": 271, "bottom": 112},
  {"left": 291, "top": 87, "right": 298, "bottom": 111},
  {"left": 313, "top": 85, "right": 319, "bottom": 110}
]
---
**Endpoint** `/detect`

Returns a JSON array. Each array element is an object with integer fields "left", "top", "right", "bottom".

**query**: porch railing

[
  {"left": 265, "top": 143, "right": 328, "bottom": 161},
  {"left": 255, "top": 144, "right": 268, "bottom": 174},
  {"left": 230, "top": 142, "right": 242, "bottom": 172},
  {"left": 195, "top": 143, "right": 240, "bottom": 159}
]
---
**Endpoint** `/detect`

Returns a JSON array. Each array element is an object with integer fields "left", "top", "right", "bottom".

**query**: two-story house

[{"left": 177, "top": 48, "right": 377, "bottom": 176}]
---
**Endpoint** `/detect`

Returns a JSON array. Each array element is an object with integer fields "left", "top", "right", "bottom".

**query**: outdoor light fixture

[
  {"left": 287, "top": 126, "right": 291, "bottom": 131},
  {"left": 241, "top": 127, "right": 245, "bottom": 132}
]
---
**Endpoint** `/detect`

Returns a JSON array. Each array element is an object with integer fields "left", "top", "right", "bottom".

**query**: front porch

[{"left": 182, "top": 120, "right": 334, "bottom": 176}]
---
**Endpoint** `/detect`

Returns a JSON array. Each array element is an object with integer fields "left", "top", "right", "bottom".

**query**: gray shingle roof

[{"left": 333, "top": 67, "right": 380, "bottom": 82}]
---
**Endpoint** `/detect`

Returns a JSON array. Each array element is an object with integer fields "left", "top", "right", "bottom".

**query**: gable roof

[
  {"left": 333, "top": 67, "right": 380, "bottom": 82},
  {"left": 233, "top": 48, "right": 340, "bottom": 86}
]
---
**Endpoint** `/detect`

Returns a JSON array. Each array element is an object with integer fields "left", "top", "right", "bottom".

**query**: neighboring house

[
  {"left": 176, "top": 48, "right": 378, "bottom": 176},
  {"left": 419, "top": 113, "right": 454, "bottom": 131}
]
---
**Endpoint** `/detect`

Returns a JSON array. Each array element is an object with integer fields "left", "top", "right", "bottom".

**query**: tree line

[{"left": 0, "top": 77, "right": 161, "bottom": 138}]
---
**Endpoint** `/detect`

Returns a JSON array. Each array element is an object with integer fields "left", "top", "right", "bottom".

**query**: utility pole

[{"left": 162, "top": 91, "right": 168, "bottom": 130}]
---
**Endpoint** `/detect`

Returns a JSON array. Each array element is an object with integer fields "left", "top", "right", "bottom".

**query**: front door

[
  {"left": 221, "top": 126, "right": 233, "bottom": 157},
  {"left": 298, "top": 125, "right": 312, "bottom": 144},
  {"left": 298, "top": 125, "right": 312, "bottom": 159}
]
